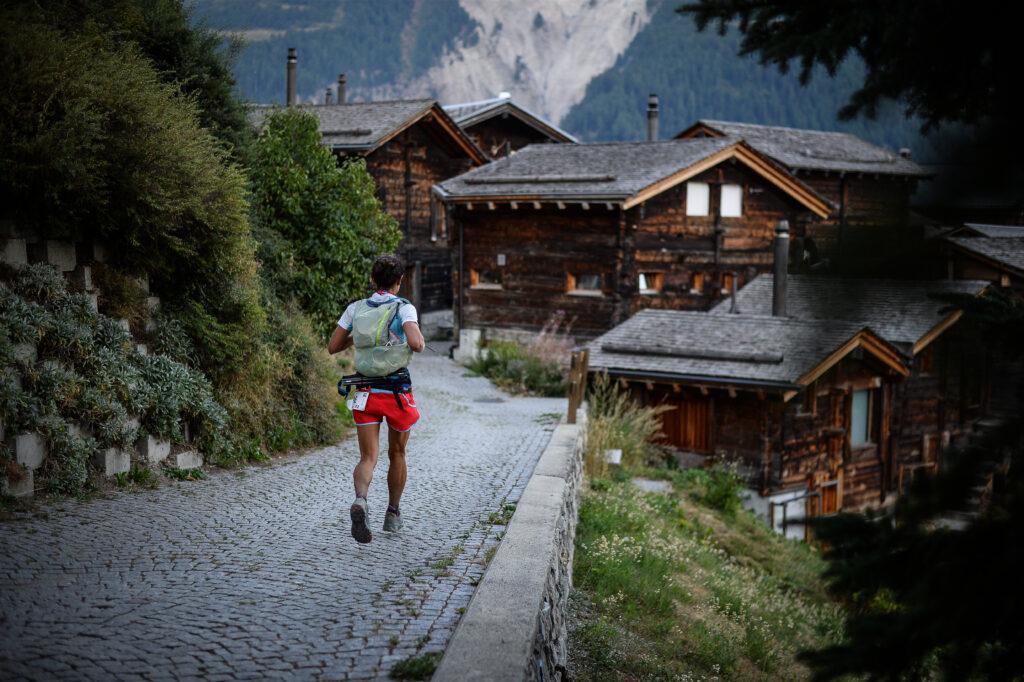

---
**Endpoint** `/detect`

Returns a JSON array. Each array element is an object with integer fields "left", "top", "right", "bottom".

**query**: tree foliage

[
  {"left": 677, "top": 0, "right": 1013, "bottom": 132},
  {"left": 249, "top": 109, "right": 401, "bottom": 339}
]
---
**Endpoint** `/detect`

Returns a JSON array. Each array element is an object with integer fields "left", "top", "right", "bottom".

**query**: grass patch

[
  {"left": 163, "top": 466, "right": 206, "bottom": 482},
  {"left": 390, "top": 651, "right": 442, "bottom": 680},
  {"left": 467, "top": 340, "right": 566, "bottom": 397},
  {"left": 488, "top": 502, "right": 517, "bottom": 525},
  {"left": 569, "top": 473, "right": 846, "bottom": 680},
  {"left": 113, "top": 466, "right": 159, "bottom": 490}
]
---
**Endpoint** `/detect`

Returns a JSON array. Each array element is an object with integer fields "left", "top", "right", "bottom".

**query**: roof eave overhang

[
  {"left": 621, "top": 142, "right": 833, "bottom": 218},
  {"left": 437, "top": 192, "right": 627, "bottom": 204},
  {"left": 947, "top": 241, "right": 1024, "bottom": 278},
  {"left": 586, "top": 366, "right": 798, "bottom": 393},
  {"left": 460, "top": 104, "right": 578, "bottom": 144},
  {"left": 346, "top": 102, "right": 487, "bottom": 165},
  {"left": 787, "top": 329, "right": 910, "bottom": 402}
]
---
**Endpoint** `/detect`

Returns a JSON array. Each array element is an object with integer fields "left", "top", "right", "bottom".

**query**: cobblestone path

[{"left": 0, "top": 351, "right": 563, "bottom": 680}]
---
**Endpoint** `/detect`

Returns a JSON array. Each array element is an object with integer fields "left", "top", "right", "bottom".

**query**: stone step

[
  {"left": 172, "top": 450, "right": 203, "bottom": 470},
  {"left": 94, "top": 448, "right": 131, "bottom": 477},
  {"left": 2, "top": 467, "right": 34, "bottom": 498},
  {"left": 13, "top": 433, "right": 47, "bottom": 470},
  {"left": 136, "top": 435, "right": 170, "bottom": 465},
  {"left": 1, "top": 237, "right": 27, "bottom": 266}
]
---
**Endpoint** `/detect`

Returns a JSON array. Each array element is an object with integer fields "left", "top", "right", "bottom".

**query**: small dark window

[
  {"left": 690, "top": 272, "right": 705, "bottom": 294},
  {"left": 568, "top": 272, "right": 603, "bottom": 294},
  {"left": 638, "top": 272, "right": 663, "bottom": 294},
  {"left": 470, "top": 269, "right": 502, "bottom": 289}
]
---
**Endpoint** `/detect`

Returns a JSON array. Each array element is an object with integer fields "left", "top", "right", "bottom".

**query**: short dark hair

[{"left": 371, "top": 254, "right": 405, "bottom": 290}]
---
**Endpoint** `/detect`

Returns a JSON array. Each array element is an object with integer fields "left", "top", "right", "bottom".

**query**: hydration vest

[{"left": 350, "top": 297, "right": 413, "bottom": 377}]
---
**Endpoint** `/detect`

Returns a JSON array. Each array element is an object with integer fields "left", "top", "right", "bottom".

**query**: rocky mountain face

[{"left": 380, "top": 0, "right": 653, "bottom": 123}]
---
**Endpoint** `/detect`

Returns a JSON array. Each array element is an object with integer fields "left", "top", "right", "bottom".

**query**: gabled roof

[
  {"left": 953, "top": 223, "right": 1024, "bottom": 238},
  {"left": 675, "top": 119, "right": 929, "bottom": 178},
  {"left": 436, "top": 138, "right": 833, "bottom": 217},
  {"left": 586, "top": 309, "right": 907, "bottom": 395},
  {"left": 710, "top": 275, "right": 989, "bottom": 356},
  {"left": 248, "top": 100, "right": 487, "bottom": 164},
  {"left": 946, "top": 237, "right": 1024, "bottom": 277},
  {"left": 443, "top": 95, "right": 577, "bottom": 144}
]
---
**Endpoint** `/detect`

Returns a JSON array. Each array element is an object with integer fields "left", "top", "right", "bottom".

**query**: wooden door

[{"left": 660, "top": 398, "right": 712, "bottom": 452}]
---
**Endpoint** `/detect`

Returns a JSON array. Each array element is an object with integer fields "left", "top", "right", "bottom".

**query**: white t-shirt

[{"left": 338, "top": 292, "right": 418, "bottom": 343}]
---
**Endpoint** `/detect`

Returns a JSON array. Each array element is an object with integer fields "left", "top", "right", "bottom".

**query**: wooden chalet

[
  {"left": 435, "top": 137, "right": 833, "bottom": 344},
  {"left": 444, "top": 94, "right": 577, "bottom": 159},
  {"left": 676, "top": 120, "right": 930, "bottom": 271},
  {"left": 942, "top": 223, "right": 1024, "bottom": 291},
  {"left": 250, "top": 99, "right": 486, "bottom": 312},
  {"left": 587, "top": 266, "right": 990, "bottom": 534}
]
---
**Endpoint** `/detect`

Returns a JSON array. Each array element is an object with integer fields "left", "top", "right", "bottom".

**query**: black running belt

[{"left": 338, "top": 368, "right": 412, "bottom": 410}]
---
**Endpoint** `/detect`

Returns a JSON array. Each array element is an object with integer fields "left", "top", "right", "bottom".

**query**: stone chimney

[
  {"left": 324, "top": 89, "right": 333, "bottom": 105},
  {"left": 337, "top": 73, "right": 347, "bottom": 104},
  {"left": 772, "top": 220, "right": 789, "bottom": 317},
  {"left": 286, "top": 48, "right": 297, "bottom": 106},
  {"left": 899, "top": 147, "right": 912, "bottom": 159},
  {"left": 646, "top": 93, "right": 659, "bottom": 141}
]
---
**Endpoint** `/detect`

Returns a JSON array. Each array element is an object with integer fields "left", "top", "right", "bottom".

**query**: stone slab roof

[
  {"left": 710, "top": 275, "right": 988, "bottom": 353},
  {"left": 438, "top": 137, "right": 744, "bottom": 200},
  {"left": 586, "top": 309, "right": 880, "bottom": 389},
  {"left": 679, "top": 119, "right": 929, "bottom": 177},
  {"left": 946, "top": 237, "right": 1024, "bottom": 276},
  {"left": 957, "top": 223, "right": 1024, "bottom": 238},
  {"left": 443, "top": 96, "right": 577, "bottom": 143}
]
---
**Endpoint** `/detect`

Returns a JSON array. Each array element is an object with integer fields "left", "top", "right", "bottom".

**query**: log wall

[{"left": 464, "top": 118, "right": 559, "bottom": 159}]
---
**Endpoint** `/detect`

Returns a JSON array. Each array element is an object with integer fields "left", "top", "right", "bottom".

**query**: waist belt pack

[{"left": 338, "top": 368, "right": 412, "bottom": 411}]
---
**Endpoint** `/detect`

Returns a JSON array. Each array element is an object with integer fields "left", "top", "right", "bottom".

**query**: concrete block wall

[{"left": 435, "top": 413, "right": 586, "bottom": 682}]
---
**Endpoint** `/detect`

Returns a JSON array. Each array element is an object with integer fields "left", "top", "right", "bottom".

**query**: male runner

[{"left": 328, "top": 255, "right": 425, "bottom": 543}]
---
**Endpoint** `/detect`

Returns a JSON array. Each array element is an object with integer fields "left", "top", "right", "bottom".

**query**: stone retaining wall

[{"left": 434, "top": 413, "right": 586, "bottom": 682}]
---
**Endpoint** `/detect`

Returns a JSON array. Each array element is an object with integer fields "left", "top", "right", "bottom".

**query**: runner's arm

[
  {"left": 328, "top": 325, "right": 352, "bottom": 354},
  {"left": 403, "top": 321, "right": 425, "bottom": 353}
]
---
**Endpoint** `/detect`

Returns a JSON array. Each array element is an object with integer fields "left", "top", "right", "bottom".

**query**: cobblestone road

[{"left": 0, "top": 350, "right": 562, "bottom": 680}]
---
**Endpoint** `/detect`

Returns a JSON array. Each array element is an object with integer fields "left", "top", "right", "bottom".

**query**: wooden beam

[
  {"left": 556, "top": 201, "right": 566, "bottom": 210},
  {"left": 618, "top": 377, "right": 628, "bottom": 389},
  {"left": 728, "top": 387, "right": 737, "bottom": 398},
  {"left": 699, "top": 386, "right": 708, "bottom": 396},
  {"left": 672, "top": 383, "right": 681, "bottom": 394},
  {"left": 912, "top": 310, "right": 962, "bottom": 356},
  {"left": 466, "top": 202, "right": 473, "bottom": 211},
  {"left": 510, "top": 201, "right": 518, "bottom": 210},
  {"left": 487, "top": 202, "right": 496, "bottom": 210},
  {"left": 533, "top": 201, "right": 541, "bottom": 209},
  {"left": 645, "top": 380, "right": 654, "bottom": 391},
  {"left": 581, "top": 202, "right": 590, "bottom": 210}
]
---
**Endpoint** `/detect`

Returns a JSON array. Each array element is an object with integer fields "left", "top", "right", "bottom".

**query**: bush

[
  {"left": 584, "top": 372, "right": 668, "bottom": 476},
  {"left": 0, "top": 264, "right": 231, "bottom": 493},
  {"left": 249, "top": 108, "right": 401, "bottom": 339},
  {"left": 703, "top": 461, "right": 745, "bottom": 515}
]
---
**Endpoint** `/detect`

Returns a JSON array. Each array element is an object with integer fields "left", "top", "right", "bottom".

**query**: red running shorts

[{"left": 351, "top": 391, "right": 420, "bottom": 432}]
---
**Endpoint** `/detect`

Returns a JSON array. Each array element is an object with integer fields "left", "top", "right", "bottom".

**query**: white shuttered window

[
  {"left": 686, "top": 182, "right": 710, "bottom": 216},
  {"left": 721, "top": 184, "right": 743, "bottom": 217}
]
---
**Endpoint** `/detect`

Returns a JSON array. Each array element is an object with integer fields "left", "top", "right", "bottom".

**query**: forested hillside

[{"left": 194, "top": 0, "right": 934, "bottom": 159}]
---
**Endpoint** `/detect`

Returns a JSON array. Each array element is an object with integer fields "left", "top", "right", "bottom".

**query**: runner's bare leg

[
  {"left": 386, "top": 427, "right": 410, "bottom": 508},
  {"left": 353, "top": 423, "right": 381, "bottom": 499}
]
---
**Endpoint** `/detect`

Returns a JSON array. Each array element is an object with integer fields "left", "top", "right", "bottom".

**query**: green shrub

[
  {"left": 703, "top": 461, "right": 745, "bottom": 515},
  {"left": 467, "top": 340, "right": 566, "bottom": 396},
  {"left": 0, "top": 264, "right": 231, "bottom": 492},
  {"left": 585, "top": 372, "right": 668, "bottom": 476},
  {"left": 249, "top": 108, "right": 401, "bottom": 339}
]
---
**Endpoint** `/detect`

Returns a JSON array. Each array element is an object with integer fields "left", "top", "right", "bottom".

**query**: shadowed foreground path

[{"left": 0, "top": 350, "right": 561, "bottom": 680}]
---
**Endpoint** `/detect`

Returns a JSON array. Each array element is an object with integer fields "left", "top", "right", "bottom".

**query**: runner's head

[{"left": 371, "top": 254, "right": 405, "bottom": 292}]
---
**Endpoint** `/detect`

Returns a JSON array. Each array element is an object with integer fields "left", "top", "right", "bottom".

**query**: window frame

[
  {"left": 685, "top": 181, "right": 710, "bottom": 216},
  {"left": 638, "top": 272, "right": 664, "bottom": 295},
  {"left": 469, "top": 268, "right": 503, "bottom": 290},
  {"left": 689, "top": 271, "right": 705, "bottom": 294},
  {"left": 720, "top": 183, "right": 743, "bottom": 217},
  {"left": 849, "top": 388, "right": 875, "bottom": 448},
  {"left": 567, "top": 272, "right": 605, "bottom": 297}
]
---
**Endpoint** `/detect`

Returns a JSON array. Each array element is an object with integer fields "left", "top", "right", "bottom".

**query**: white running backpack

[{"left": 350, "top": 298, "right": 413, "bottom": 377}]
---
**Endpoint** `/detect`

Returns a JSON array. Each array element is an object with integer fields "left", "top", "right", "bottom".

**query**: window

[
  {"left": 567, "top": 272, "right": 603, "bottom": 295},
  {"left": 686, "top": 182, "right": 709, "bottom": 216},
  {"left": 469, "top": 269, "right": 502, "bottom": 289},
  {"left": 721, "top": 183, "right": 743, "bottom": 217},
  {"left": 850, "top": 389, "right": 874, "bottom": 446},
  {"left": 638, "top": 272, "right": 663, "bottom": 294},
  {"left": 690, "top": 272, "right": 705, "bottom": 294},
  {"left": 720, "top": 272, "right": 735, "bottom": 294}
]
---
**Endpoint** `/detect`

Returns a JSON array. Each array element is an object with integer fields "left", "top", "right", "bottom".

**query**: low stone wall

[{"left": 434, "top": 413, "right": 586, "bottom": 682}]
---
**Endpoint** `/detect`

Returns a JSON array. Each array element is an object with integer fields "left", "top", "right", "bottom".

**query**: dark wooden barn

[
  {"left": 444, "top": 94, "right": 577, "bottom": 160},
  {"left": 675, "top": 120, "right": 930, "bottom": 272},
  {"left": 435, "top": 138, "right": 832, "bottom": 348},
  {"left": 251, "top": 100, "right": 486, "bottom": 312},
  {"left": 941, "top": 224, "right": 1024, "bottom": 292},
  {"left": 586, "top": 268, "right": 990, "bottom": 534}
]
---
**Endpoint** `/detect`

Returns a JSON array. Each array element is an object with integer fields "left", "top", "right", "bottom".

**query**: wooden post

[{"left": 567, "top": 349, "right": 589, "bottom": 424}]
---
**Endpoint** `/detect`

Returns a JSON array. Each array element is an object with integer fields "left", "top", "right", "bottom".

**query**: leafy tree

[
  {"left": 677, "top": 0, "right": 1013, "bottom": 131},
  {"left": 17, "top": 0, "right": 251, "bottom": 159},
  {"left": 249, "top": 109, "right": 401, "bottom": 339}
]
